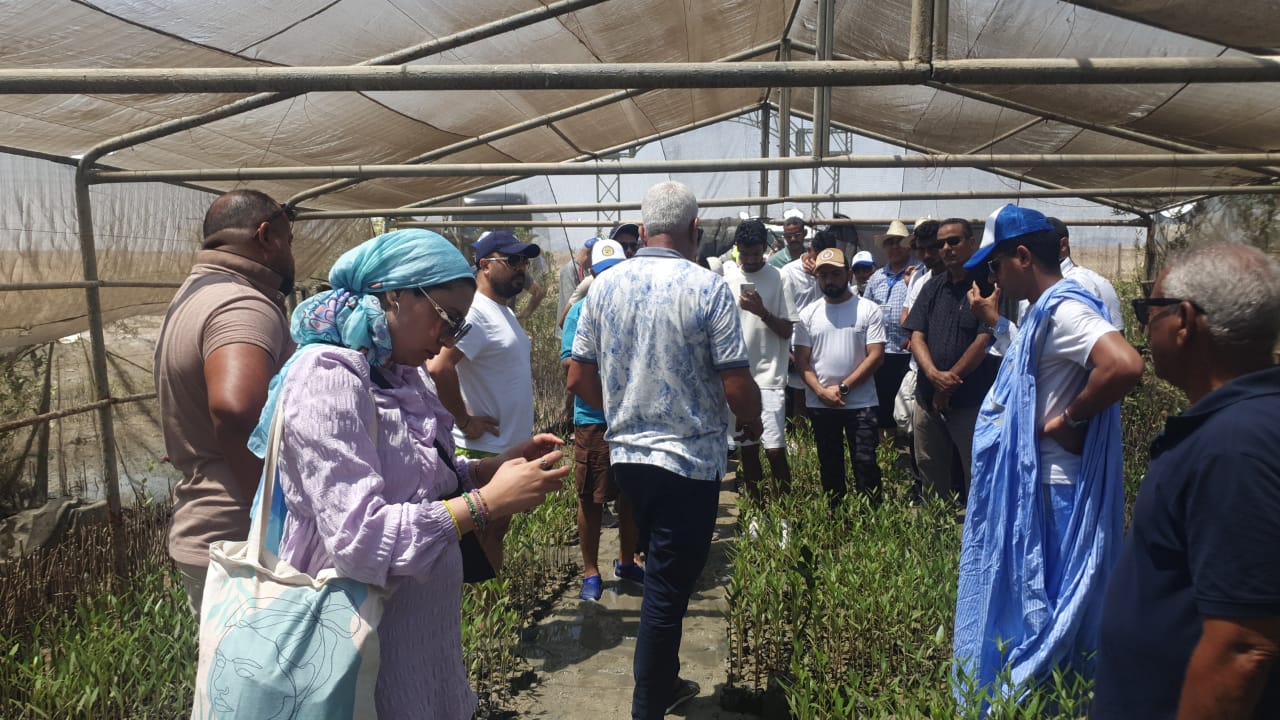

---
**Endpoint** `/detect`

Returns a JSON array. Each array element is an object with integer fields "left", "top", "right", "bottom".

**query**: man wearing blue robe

[{"left": 952, "top": 205, "right": 1144, "bottom": 706}]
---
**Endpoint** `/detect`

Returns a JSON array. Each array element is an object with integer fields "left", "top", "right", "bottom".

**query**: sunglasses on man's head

[
  {"left": 413, "top": 288, "right": 472, "bottom": 342},
  {"left": 1131, "top": 297, "right": 1204, "bottom": 327},
  {"left": 263, "top": 203, "right": 297, "bottom": 226}
]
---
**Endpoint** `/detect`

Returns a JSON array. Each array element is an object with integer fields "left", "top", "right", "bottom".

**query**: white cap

[{"left": 851, "top": 250, "right": 875, "bottom": 267}]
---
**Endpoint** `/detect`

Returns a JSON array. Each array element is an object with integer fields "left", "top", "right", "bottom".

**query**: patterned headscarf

[{"left": 249, "top": 229, "right": 473, "bottom": 458}]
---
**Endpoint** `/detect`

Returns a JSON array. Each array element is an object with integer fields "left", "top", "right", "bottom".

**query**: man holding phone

[{"left": 723, "top": 220, "right": 798, "bottom": 503}]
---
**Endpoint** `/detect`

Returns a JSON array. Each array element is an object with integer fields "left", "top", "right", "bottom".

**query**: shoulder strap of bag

[{"left": 369, "top": 365, "right": 464, "bottom": 496}]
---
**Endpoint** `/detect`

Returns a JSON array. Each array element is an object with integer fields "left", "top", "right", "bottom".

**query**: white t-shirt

[
  {"left": 1063, "top": 259, "right": 1124, "bottom": 331},
  {"left": 781, "top": 258, "right": 822, "bottom": 312},
  {"left": 450, "top": 293, "right": 534, "bottom": 454},
  {"left": 902, "top": 268, "right": 934, "bottom": 372},
  {"left": 1036, "top": 299, "right": 1117, "bottom": 485},
  {"left": 723, "top": 263, "right": 798, "bottom": 389},
  {"left": 792, "top": 295, "right": 887, "bottom": 410}
]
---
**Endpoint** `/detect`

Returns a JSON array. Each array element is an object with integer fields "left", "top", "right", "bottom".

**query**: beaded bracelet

[
  {"left": 462, "top": 490, "right": 486, "bottom": 531},
  {"left": 472, "top": 489, "right": 493, "bottom": 527},
  {"left": 441, "top": 501, "right": 462, "bottom": 540}
]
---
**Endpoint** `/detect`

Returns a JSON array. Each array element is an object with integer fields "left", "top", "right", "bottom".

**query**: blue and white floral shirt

[{"left": 572, "top": 247, "right": 749, "bottom": 481}]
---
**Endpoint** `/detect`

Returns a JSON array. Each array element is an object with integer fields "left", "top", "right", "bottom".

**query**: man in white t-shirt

[
  {"left": 958, "top": 204, "right": 1143, "bottom": 687},
  {"left": 428, "top": 231, "right": 537, "bottom": 456},
  {"left": 781, "top": 230, "right": 840, "bottom": 427},
  {"left": 723, "top": 220, "right": 799, "bottom": 502},
  {"left": 793, "top": 247, "right": 887, "bottom": 505}
]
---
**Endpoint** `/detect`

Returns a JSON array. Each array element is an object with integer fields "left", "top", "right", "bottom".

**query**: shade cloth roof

[{"left": 3, "top": 0, "right": 1278, "bottom": 216}]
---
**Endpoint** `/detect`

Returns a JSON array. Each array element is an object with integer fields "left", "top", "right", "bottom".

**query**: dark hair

[
  {"left": 734, "top": 220, "right": 769, "bottom": 249},
  {"left": 811, "top": 229, "right": 840, "bottom": 252},
  {"left": 203, "top": 189, "right": 281, "bottom": 239},
  {"left": 913, "top": 220, "right": 940, "bottom": 248},
  {"left": 996, "top": 229, "right": 1061, "bottom": 270},
  {"left": 1047, "top": 217, "right": 1069, "bottom": 239},
  {"left": 939, "top": 218, "right": 973, "bottom": 240}
]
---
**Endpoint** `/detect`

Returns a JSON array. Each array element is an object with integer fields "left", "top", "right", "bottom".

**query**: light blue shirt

[
  {"left": 572, "top": 247, "right": 749, "bottom": 481},
  {"left": 560, "top": 300, "right": 606, "bottom": 426}
]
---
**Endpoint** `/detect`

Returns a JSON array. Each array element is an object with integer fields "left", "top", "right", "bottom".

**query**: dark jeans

[
  {"left": 808, "top": 406, "right": 882, "bottom": 503},
  {"left": 872, "top": 353, "right": 912, "bottom": 430},
  {"left": 614, "top": 463, "right": 720, "bottom": 720}
]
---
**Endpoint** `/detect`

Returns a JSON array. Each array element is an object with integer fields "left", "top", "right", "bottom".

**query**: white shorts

[{"left": 735, "top": 386, "right": 786, "bottom": 450}]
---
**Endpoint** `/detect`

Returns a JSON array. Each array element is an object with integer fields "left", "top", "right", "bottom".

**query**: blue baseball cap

[
  {"left": 471, "top": 231, "right": 541, "bottom": 259},
  {"left": 964, "top": 204, "right": 1055, "bottom": 270}
]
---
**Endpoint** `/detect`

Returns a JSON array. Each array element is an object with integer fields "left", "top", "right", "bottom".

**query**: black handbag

[{"left": 370, "top": 367, "right": 496, "bottom": 584}]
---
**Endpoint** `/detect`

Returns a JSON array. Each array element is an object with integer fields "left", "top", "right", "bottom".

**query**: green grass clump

[{"left": 1, "top": 566, "right": 196, "bottom": 719}]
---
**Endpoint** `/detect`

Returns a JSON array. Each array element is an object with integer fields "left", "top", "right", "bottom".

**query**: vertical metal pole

[
  {"left": 73, "top": 167, "right": 122, "bottom": 525},
  {"left": 778, "top": 41, "right": 793, "bottom": 199},
  {"left": 758, "top": 105, "right": 771, "bottom": 219},
  {"left": 1144, "top": 218, "right": 1158, "bottom": 283},
  {"left": 910, "top": 0, "right": 936, "bottom": 65},
  {"left": 933, "top": 0, "right": 949, "bottom": 61},
  {"left": 811, "top": 0, "right": 835, "bottom": 219}
]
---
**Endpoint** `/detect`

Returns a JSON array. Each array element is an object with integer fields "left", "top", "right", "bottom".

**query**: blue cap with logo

[
  {"left": 471, "top": 231, "right": 541, "bottom": 259},
  {"left": 964, "top": 204, "right": 1055, "bottom": 270}
]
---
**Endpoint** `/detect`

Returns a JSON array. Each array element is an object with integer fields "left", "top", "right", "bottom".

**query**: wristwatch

[
  {"left": 1061, "top": 408, "right": 1088, "bottom": 430},
  {"left": 838, "top": 383, "right": 850, "bottom": 397}
]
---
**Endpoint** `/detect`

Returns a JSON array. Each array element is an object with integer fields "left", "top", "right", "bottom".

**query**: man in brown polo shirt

[{"left": 155, "top": 189, "right": 296, "bottom": 617}]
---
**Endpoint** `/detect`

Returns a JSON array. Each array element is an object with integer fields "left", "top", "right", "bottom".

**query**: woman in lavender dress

[{"left": 252, "top": 229, "right": 569, "bottom": 718}]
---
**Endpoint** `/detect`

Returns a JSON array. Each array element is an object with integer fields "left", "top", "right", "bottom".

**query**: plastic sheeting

[
  {"left": 0, "top": 0, "right": 1277, "bottom": 344},
  {"left": 0, "top": 152, "right": 372, "bottom": 348}
]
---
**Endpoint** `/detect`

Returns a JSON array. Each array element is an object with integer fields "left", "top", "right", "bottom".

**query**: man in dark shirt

[
  {"left": 901, "top": 218, "right": 998, "bottom": 500},
  {"left": 1094, "top": 243, "right": 1280, "bottom": 719}
]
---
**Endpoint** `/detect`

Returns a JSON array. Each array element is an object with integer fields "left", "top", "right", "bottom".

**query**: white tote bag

[{"left": 191, "top": 400, "right": 387, "bottom": 720}]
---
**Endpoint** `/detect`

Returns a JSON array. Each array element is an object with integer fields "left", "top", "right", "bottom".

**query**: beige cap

[
  {"left": 885, "top": 219, "right": 909, "bottom": 238},
  {"left": 814, "top": 247, "right": 846, "bottom": 271}
]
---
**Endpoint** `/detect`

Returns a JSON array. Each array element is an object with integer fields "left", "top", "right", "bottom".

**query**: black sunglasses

[
  {"left": 942, "top": 235, "right": 967, "bottom": 247},
  {"left": 1131, "top": 297, "right": 1204, "bottom": 326}
]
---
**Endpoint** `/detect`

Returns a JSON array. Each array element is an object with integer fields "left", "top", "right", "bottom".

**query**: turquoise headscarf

[{"left": 249, "top": 228, "right": 474, "bottom": 458}]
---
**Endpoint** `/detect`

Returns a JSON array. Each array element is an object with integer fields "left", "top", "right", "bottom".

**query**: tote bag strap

[
  {"left": 249, "top": 369, "right": 382, "bottom": 566},
  {"left": 247, "top": 394, "right": 287, "bottom": 565}
]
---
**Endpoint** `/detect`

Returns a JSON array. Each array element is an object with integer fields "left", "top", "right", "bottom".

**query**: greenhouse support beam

[
  {"left": 964, "top": 118, "right": 1044, "bottom": 154},
  {"left": 11, "top": 56, "right": 1280, "bottom": 94},
  {"left": 0, "top": 280, "right": 183, "bottom": 292},
  {"left": 72, "top": 0, "right": 608, "bottom": 170},
  {"left": 287, "top": 41, "right": 780, "bottom": 207},
  {"left": 789, "top": 42, "right": 1280, "bottom": 180},
  {"left": 72, "top": 168, "right": 122, "bottom": 525},
  {"left": 89, "top": 152, "right": 1280, "bottom": 184},
  {"left": 403, "top": 106, "right": 761, "bottom": 209},
  {"left": 910, "top": 0, "right": 935, "bottom": 65},
  {"left": 394, "top": 217, "right": 1144, "bottom": 229},
  {"left": 294, "top": 184, "right": 1280, "bottom": 220},
  {"left": 0, "top": 393, "right": 157, "bottom": 436},
  {"left": 777, "top": 102, "right": 1151, "bottom": 218},
  {"left": 758, "top": 104, "right": 771, "bottom": 219},
  {"left": 812, "top": 0, "right": 836, "bottom": 159},
  {"left": 933, "top": 0, "right": 950, "bottom": 60},
  {"left": 778, "top": 41, "right": 793, "bottom": 198}
]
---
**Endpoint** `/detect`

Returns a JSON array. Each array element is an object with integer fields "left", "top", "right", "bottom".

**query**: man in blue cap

[
  {"left": 952, "top": 204, "right": 1144, "bottom": 705},
  {"left": 428, "top": 231, "right": 541, "bottom": 457}
]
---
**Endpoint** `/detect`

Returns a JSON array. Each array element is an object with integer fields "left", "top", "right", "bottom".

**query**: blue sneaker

[
  {"left": 579, "top": 574, "right": 602, "bottom": 601},
  {"left": 614, "top": 559, "right": 645, "bottom": 585}
]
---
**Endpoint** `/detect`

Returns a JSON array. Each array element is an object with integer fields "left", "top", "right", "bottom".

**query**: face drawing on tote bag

[{"left": 205, "top": 586, "right": 367, "bottom": 719}]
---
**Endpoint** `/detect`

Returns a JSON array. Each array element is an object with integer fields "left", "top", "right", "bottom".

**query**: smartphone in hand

[{"left": 740, "top": 282, "right": 756, "bottom": 295}]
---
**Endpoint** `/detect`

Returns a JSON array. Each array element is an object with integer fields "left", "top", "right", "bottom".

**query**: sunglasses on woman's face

[{"left": 414, "top": 288, "right": 471, "bottom": 342}]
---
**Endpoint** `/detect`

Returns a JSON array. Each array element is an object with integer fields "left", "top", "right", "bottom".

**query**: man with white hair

[
  {"left": 569, "top": 181, "right": 762, "bottom": 719},
  {"left": 1095, "top": 243, "right": 1280, "bottom": 719}
]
